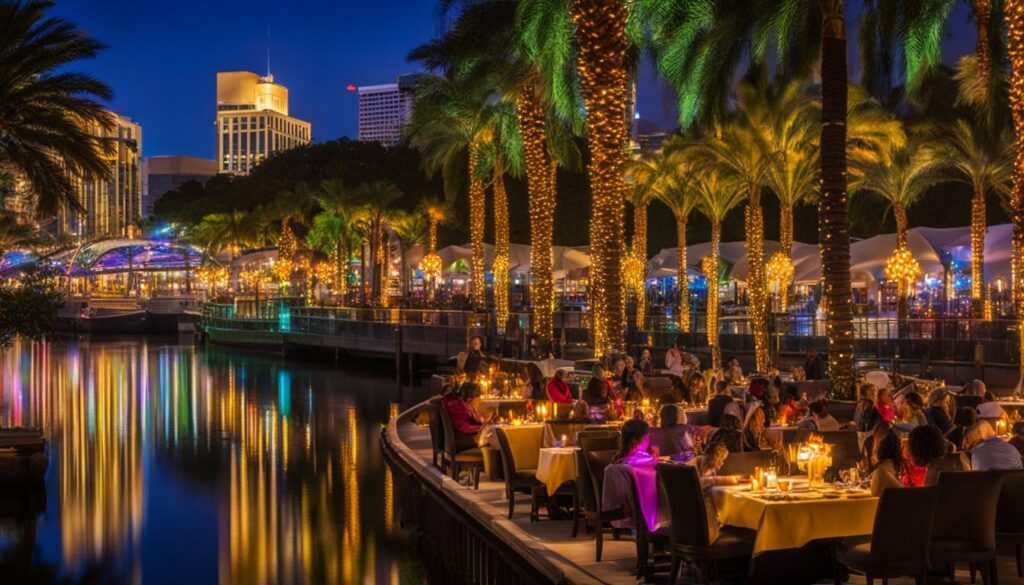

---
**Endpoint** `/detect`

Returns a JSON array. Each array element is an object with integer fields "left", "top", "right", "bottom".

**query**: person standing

[{"left": 803, "top": 348, "right": 824, "bottom": 381}]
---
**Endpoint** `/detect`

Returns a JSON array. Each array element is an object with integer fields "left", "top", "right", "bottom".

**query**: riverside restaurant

[{"left": 381, "top": 351, "right": 1024, "bottom": 584}]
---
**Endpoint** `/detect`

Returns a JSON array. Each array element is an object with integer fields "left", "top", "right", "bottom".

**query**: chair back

[
  {"left": 436, "top": 402, "right": 459, "bottom": 460},
  {"left": 426, "top": 400, "right": 445, "bottom": 466},
  {"left": 869, "top": 486, "right": 939, "bottom": 566},
  {"left": 579, "top": 431, "right": 620, "bottom": 508},
  {"left": 574, "top": 448, "right": 598, "bottom": 512},
  {"left": 656, "top": 463, "right": 712, "bottom": 548},
  {"left": 717, "top": 450, "right": 774, "bottom": 476},
  {"left": 996, "top": 469, "right": 1024, "bottom": 535},
  {"left": 931, "top": 470, "right": 1004, "bottom": 550},
  {"left": 924, "top": 452, "right": 970, "bottom": 486},
  {"left": 494, "top": 427, "right": 520, "bottom": 493}
]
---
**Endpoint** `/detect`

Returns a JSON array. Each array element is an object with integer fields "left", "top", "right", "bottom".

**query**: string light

[
  {"left": 573, "top": 0, "right": 629, "bottom": 355},
  {"left": 517, "top": 87, "right": 556, "bottom": 345},
  {"left": 493, "top": 165, "right": 510, "bottom": 330},
  {"left": 702, "top": 251, "right": 722, "bottom": 373},
  {"left": 623, "top": 250, "right": 646, "bottom": 328},
  {"left": 1007, "top": 0, "right": 1024, "bottom": 370},
  {"left": 676, "top": 216, "right": 690, "bottom": 332},
  {"left": 767, "top": 251, "right": 795, "bottom": 312},
  {"left": 745, "top": 199, "right": 770, "bottom": 371},
  {"left": 420, "top": 203, "right": 446, "bottom": 302},
  {"left": 468, "top": 143, "right": 487, "bottom": 309},
  {"left": 884, "top": 246, "right": 921, "bottom": 317},
  {"left": 971, "top": 193, "right": 986, "bottom": 315}
]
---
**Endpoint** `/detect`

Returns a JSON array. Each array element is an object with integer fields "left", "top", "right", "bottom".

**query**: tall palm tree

[
  {"left": 416, "top": 198, "right": 453, "bottom": 301},
  {"left": 623, "top": 155, "right": 660, "bottom": 330},
  {"left": 189, "top": 211, "right": 255, "bottom": 260},
  {"left": 391, "top": 212, "right": 429, "bottom": 301},
  {"left": 648, "top": 143, "right": 701, "bottom": 332},
  {"left": 688, "top": 120, "right": 776, "bottom": 372},
  {"left": 695, "top": 167, "right": 747, "bottom": 373},
  {"left": 349, "top": 180, "right": 402, "bottom": 307},
  {"left": 937, "top": 119, "right": 1012, "bottom": 315},
  {"left": 1003, "top": 0, "right": 1024, "bottom": 377},
  {"left": 306, "top": 179, "right": 357, "bottom": 303},
  {"left": 0, "top": 0, "right": 116, "bottom": 217}
]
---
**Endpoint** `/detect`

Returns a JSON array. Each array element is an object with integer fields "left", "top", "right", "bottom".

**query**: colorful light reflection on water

[{"left": 0, "top": 338, "right": 428, "bottom": 585}]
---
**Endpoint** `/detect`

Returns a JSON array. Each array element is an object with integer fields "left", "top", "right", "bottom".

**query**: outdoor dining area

[{"left": 412, "top": 348, "right": 1024, "bottom": 584}]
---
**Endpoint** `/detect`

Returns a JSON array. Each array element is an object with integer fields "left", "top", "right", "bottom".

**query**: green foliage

[{"left": 0, "top": 265, "right": 63, "bottom": 346}]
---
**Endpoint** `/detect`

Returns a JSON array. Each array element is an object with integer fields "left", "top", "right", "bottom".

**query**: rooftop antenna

[{"left": 266, "top": 26, "right": 271, "bottom": 79}]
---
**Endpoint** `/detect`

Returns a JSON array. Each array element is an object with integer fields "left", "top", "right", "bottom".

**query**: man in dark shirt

[
  {"left": 707, "top": 380, "right": 735, "bottom": 428},
  {"left": 804, "top": 348, "right": 824, "bottom": 381}
]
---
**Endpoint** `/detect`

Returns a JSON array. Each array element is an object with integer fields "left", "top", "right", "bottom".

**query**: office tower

[
  {"left": 215, "top": 71, "right": 311, "bottom": 174},
  {"left": 56, "top": 113, "right": 142, "bottom": 238},
  {"left": 142, "top": 156, "right": 218, "bottom": 215},
  {"left": 357, "top": 74, "right": 422, "bottom": 147}
]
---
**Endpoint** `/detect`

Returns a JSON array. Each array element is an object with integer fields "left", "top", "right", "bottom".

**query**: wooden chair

[
  {"left": 629, "top": 466, "right": 670, "bottom": 582},
  {"left": 996, "top": 469, "right": 1024, "bottom": 578},
  {"left": 930, "top": 470, "right": 1004, "bottom": 585},
  {"left": 577, "top": 431, "right": 625, "bottom": 561},
  {"left": 656, "top": 463, "right": 755, "bottom": 585},
  {"left": 494, "top": 426, "right": 543, "bottom": 520},
  {"left": 833, "top": 486, "right": 939, "bottom": 585},
  {"left": 425, "top": 400, "right": 445, "bottom": 470},
  {"left": 436, "top": 403, "right": 483, "bottom": 489}
]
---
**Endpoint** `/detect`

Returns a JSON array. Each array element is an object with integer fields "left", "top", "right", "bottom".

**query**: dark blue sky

[{"left": 55, "top": 1, "right": 977, "bottom": 160}]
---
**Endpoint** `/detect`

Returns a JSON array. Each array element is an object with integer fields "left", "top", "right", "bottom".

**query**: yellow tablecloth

[
  {"left": 483, "top": 423, "right": 543, "bottom": 470},
  {"left": 710, "top": 483, "right": 878, "bottom": 556},
  {"left": 536, "top": 447, "right": 578, "bottom": 495}
]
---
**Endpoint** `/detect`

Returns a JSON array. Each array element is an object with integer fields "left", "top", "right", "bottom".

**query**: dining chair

[
  {"left": 494, "top": 426, "right": 544, "bottom": 520},
  {"left": 656, "top": 463, "right": 755, "bottom": 585},
  {"left": 996, "top": 469, "right": 1024, "bottom": 578},
  {"left": 833, "top": 486, "right": 939, "bottom": 585},
  {"left": 577, "top": 431, "right": 624, "bottom": 561},
  {"left": 716, "top": 449, "right": 775, "bottom": 477},
  {"left": 425, "top": 399, "right": 445, "bottom": 471},
  {"left": 929, "top": 470, "right": 1004, "bottom": 585},
  {"left": 629, "top": 465, "right": 670, "bottom": 582},
  {"left": 437, "top": 403, "right": 483, "bottom": 489}
]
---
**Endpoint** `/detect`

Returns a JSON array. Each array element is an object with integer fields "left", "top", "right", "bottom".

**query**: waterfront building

[
  {"left": 357, "top": 74, "right": 422, "bottom": 147},
  {"left": 141, "top": 155, "right": 217, "bottom": 215},
  {"left": 56, "top": 113, "right": 142, "bottom": 238},
  {"left": 215, "top": 71, "right": 311, "bottom": 175}
]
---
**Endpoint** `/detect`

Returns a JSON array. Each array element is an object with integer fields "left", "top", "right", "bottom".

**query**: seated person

[
  {"left": 762, "top": 377, "right": 784, "bottom": 425},
  {"left": 853, "top": 383, "right": 877, "bottom": 432},
  {"left": 545, "top": 369, "right": 574, "bottom": 404},
  {"left": 869, "top": 429, "right": 904, "bottom": 496},
  {"left": 456, "top": 335, "right": 488, "bottom": 378},
  {"left": 568, "top": 399, "right": 591, "bottom": 422},
  {"left": 859, "top": 420, "right": 892, "bottom": 476},
  {"left": 583, "top": 364, "right": 612, "bottom": 406},
  {"left": 776, "top": 386, "right": 804, "bottom": 425},
  {"left": 707, "top": 380, "right": 736, "bottom": 427},
  {"left": 721, "top": 356, "right": 744, "bottom": 384},
  {"left": 955, "top": 379, "right": 986, "bottom": 411},
  {"left": 687, "top": 441, "right": 738, "bottom": 488},
  {"left": 613, "top": 419, "right": 656, "bottom": 467},
  {"left": 862, "top": 387, "right": 896, "bottom": 431},
  {"left": 686, "top": 373, "right": 708, "bottom": 405},
  {"left": 905, "top": 424, "right": 945, "bottom": 487},
  {"left": 798, "top": 399, "right": 841, "bottom": 432},
  {"left": 742, "top": 403, "right": 778, "bottom": 451},
  {"left": 977, "top": 391, "right": 1007, "bottom": 420},
  {"left": 897, "top": 391, "right": 928, "bottom": 429},
  {"left": 652, "top": 404, "right": 696, "bottom": 460},
  {"left": 965, "top": 421, "right": 1024, "bottom": 471},
  {"left": 1009, "top": 422, "right": 1024, "bottom": 457},
  {"left": 706, "top": 414, "right": 744, "bottom": 454},
  {"left": 664, "top": 337, "right": 688, "bottom": 376},
  {"left": 944, "top": 406, "right": 978, "bottom": 451},
  {"left": 620, "top": 355, "right": 644, "bottom": 401},
  {"left": 924, "top": 388, "right": 953, "bottom": 434},
  {"left": 440, "top": 382, "right": 488, "bottom": 452},
  {"left": 639, "top": 348, "right": 655, "bottom": 374}
]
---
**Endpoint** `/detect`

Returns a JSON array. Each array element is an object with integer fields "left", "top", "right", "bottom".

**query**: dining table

[
  {"left": 535, "top": 447, "right": 579, "bottom": 495},
  {"left": 709, "top": 479, "right": 878, "bottom": 556}
]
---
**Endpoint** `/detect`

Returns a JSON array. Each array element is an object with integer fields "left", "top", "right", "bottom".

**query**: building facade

[
  {"left": 142, "top": 155, "right": 218, "bottom": 215},
  {"left": 57, "top": 113, "right": 143, "bottom": 238},
  {"left": 215, "top": 71, "right": 311, "bottom": 174},
  {"left": 357, "top": 74, "right": 422, "bottom": 147}
]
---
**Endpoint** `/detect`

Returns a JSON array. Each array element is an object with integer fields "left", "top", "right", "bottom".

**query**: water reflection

[{"left": 0, "top": 338, "right": 427, "bottom": 585}]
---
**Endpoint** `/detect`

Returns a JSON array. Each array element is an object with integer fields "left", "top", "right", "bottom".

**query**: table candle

[
  {"left": 751, "top": 478, "right": 761, "bottom": 491},
  {"left": 765, "top": 470, "right": 778, "bottom": 490}
]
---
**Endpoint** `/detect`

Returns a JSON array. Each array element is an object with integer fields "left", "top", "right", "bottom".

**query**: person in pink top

[
  {"left": 545, "top": 369, "right": 574, "bottom": 404},
  {"left": 441, "top": 383, "right": 487, "bottom": 451}
]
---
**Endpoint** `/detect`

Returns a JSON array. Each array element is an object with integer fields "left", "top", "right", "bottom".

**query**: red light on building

[{"left": 346, "top": 84, "right": 357, "bottom": 92}]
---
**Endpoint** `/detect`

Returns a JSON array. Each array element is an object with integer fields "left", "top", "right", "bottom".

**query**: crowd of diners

[{"left": 429, "top": 335, "right": 1024, "bottom": 581}]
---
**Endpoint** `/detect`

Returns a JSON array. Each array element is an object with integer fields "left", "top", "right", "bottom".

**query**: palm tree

[
  {"left": 306, "top": 179, "right": 358, "bottom": 303},
  {"left": 391, "top": 212, "right": 429, "bottom": 301},
  {"left": 271, "top": 182, "right": 315, "bottom": 261},
  {"left": 858, "top": 141, "right": 946, "bottom": 319},
  {"left": 0, "top": 0, "right": 116, "bottom": 217},
  {"left": 1002, "top": 0, "right": 1024, "bottom": 379},
  {"left": 695, "top": 167, "right": 747, "bottom": 373},
  {"left": 623, "top": 155, "right": 660, "bottom": 330},
  {"left": 0, "top": 214, "right": 34, "bottom": 255},
  {"left": 938, "top": 119, "right": 1013, "bottom": 315},
  {"left": 647, "top": 143, "right": 701, "bottom": 332},
  {"left": 349, "top": 180, "right": 402, "bottom": 306},
  {"left": 189, "top": 211, "right": 255, "bottom": 260},
  {"left": 416, "top": 198, "right": 452, "bottom": 302}
]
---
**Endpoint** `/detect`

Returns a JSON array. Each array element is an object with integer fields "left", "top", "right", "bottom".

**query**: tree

[
  {"left": 624, "top": 155, "right": 660, "bottom": 330},
  {"left": 0, "top": 214, "right": 35, "bottom": 254},
  {"left": 694, "top": 167, "right": 747, "bottom": 373},
  {"left": 306, "top": 179, "right": 358, "bottom": 303},
  {"left": 391, "top": 212, "right": 428, "bottom": 301},
  {"left": 349, "top": 180, "right": 402, "bottom": 306},
  {"left": 1002, "top": 0, "right": 1024, "bottom": 376},
  {"left": 0, "top": 265, "right": 63, "bottom": 346},
  {"left": 188, "top": 211, "right": 256, "bottom": 260},
  {"left": 0, "top": 0, "right": 116, "bottom": 217},
  {"left": 937, "top": 119, "right": 1012, "bottom": 315}
]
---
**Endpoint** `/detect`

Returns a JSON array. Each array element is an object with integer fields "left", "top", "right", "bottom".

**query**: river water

[{"left": 0, "top": 337, "right": 430, "bottom": 585}]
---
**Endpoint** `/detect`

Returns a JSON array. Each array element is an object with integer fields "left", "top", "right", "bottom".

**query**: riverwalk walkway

[{"left": 386, "top": 405, "right": 1020, "bottom": 585}]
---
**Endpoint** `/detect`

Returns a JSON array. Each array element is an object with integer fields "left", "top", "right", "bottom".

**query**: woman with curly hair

[
  {"left": 869, "top": 429, "right": 904, "bottom": 496},
  {"left": 904, "top": 425, "right": 946, "bottom": 487}
]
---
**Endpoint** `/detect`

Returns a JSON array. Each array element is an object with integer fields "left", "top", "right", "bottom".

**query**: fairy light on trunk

[{"left": 1006, "top": 0, "right": 1024, "bottom": 372}]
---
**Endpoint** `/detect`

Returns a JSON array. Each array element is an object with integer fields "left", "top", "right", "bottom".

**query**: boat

[{"left": 0, "top": 429, "right": 48, "bottom": 487}]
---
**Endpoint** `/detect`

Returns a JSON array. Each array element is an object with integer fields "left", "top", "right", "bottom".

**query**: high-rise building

[
  {"left": 57, "top": 113, "right": 142, "bottom": 238},
  {"left": 142, "top": 155, "right": 218, "bottom": 215},
  {"left": 357, "top": 74, "right": 422, "bottom": 147},
  {"left": 215, "top": 71, "right": 310, "bottom": 174}
]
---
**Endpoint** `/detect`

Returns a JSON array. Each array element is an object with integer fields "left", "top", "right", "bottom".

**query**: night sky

[{"left": 55, "top": 0, "right": 978, "bottom": 160}]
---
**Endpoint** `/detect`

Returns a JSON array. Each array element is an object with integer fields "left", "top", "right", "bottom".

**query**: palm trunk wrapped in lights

[
  {"left": 573, "top": 0, "right": 629, "bottom": 355},
  {"left": 517, "top": 86, "right": 556, "bottom": 345},
  {"left": 676, "top": 215, "right": 690, "bottom": 332},
  {"left": 704, "top": 222, "right": 723, "bottom": 373},
  {"left": 971, "top": 192, "right": 986, "bottom": 315},
  {"left": 627, "top": 201, "right": 648, "bottom": 329},
  {"left": 468, "top": 143, "right": 487, "bottom": 310},
  {"left": 492, "top": 162, "right": 511, "bottom": 331},
  {"left": 819, "top": 0, "right": 855, "bottom": 398},
  {"left": 1006, "top": 0, "right": 1024, "bottom": 376},
  {"left": 745, "top": 186, "right": 770, "bottom": 372},
  {"left": 770, "top": 203, "right": 795, "bottom": 312},
  {"left": 421, "top": 208, "right": 443, "bottom": 303},
  {"left": 378, "top": 229, "right": 389, "bottom": 307},
  {"left": 976, "top": 0, "right": 993, "bottom": 84}
]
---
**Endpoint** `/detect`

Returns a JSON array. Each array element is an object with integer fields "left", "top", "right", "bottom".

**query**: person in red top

[
  {"left": 441, "top": 383, "right": 487, "bottom": 451},
  {"left": 904, "top": 424, "right": 945, "bottom": 487},
  {"left": 545, "top": 369, "right": 574, "bottom": 404}
]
